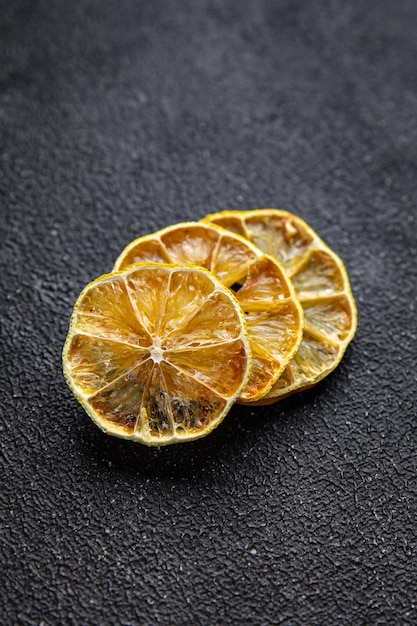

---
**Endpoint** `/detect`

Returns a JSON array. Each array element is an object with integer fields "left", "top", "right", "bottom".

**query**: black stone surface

[{"left": 1, "top": 1, "right": 417, "bottom": 624}]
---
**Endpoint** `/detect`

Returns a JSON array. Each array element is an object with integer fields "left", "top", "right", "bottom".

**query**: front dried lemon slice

[
  {"left": 63, "top": 263, "right": 251, "bottom": 445},
  {"left": 203, "top": 209, "right": 357, "bottom": 402},
  {"left": 114, "top": 222, "right": 304, "bottom": 402}
]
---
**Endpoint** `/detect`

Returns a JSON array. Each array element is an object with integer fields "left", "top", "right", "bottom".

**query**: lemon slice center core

[{"left": 149, "top": 336, "right": 164, "bottom": 363}]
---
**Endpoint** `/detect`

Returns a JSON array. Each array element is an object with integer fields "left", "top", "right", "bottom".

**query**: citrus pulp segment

[
  {"left": 62, "top": 263, "right": 251, "bottom": 445},
  {"left": 203, "top": 209, "right": 357, "bottom": 402},
  {"left": 114, "top": 222, "right": 304, "bottom": 402}
]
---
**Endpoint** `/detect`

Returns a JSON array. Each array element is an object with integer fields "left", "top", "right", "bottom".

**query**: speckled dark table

[{"left": 1, "top": 1, "right": 417, "bottom": 624}]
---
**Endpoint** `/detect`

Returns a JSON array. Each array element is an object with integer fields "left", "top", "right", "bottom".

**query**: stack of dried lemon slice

[{"left": 63, "top": 209, "right": 357, "bottom": 445}]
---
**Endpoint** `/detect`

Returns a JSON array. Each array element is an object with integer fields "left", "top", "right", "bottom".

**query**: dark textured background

[{"left": 1, "top": 1, "right": 417, "bottom": 624}]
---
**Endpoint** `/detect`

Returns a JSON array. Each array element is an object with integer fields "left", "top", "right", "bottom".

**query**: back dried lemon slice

[
  {"left": 62, "top": 263, "right": 251, "bottom": 445},
  {"left": 203, "top": 209, "right": 357, "bottom": 402},
  {"left": 114, "top": 222, "right": 304, "bottom": 402}
]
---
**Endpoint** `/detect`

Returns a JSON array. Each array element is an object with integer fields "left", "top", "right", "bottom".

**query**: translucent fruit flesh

[
  {"left": 114, "top": 222, "right": 304, "bottom": 402},
  {"left": 203, "top": 209, "right": 357, "bottom": 402},
  {"left": 62, "top": 263, "right": 251, "bottom": 445}
]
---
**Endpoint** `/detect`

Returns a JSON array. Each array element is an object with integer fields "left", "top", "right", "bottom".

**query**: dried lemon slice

[
  {"left": 203, "top": 209, "right": 357, "bottom": 402},
  {"left": 114, "top": 222, "right": 304, "bottom": 402},
  {"left": 63, "top": 263, "right": 251, "bottom": 445}
]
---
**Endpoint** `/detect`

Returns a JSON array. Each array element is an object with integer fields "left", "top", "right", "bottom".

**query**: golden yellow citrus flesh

[
  {"left": 62, "top": 263, "right": 251, "bottom": 445},
  {"left": 203, "top": 209, "right": 357, "bottom": 402},
  {"left": 114, "top": 222, "right": 304, "bottom": 402}
]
